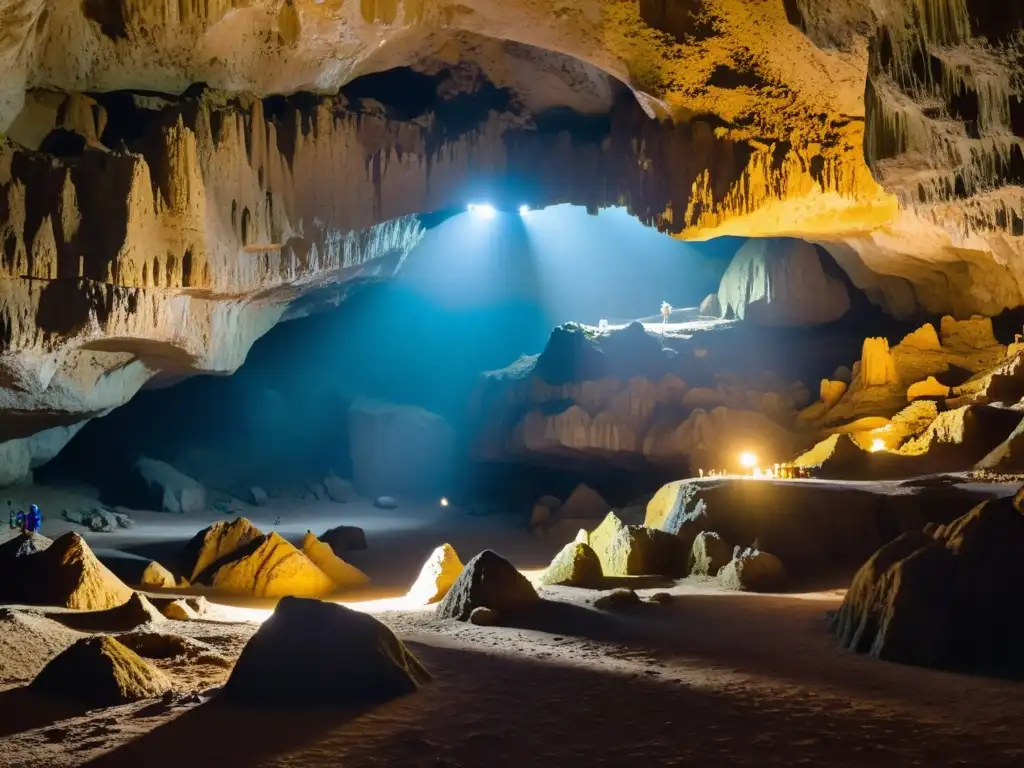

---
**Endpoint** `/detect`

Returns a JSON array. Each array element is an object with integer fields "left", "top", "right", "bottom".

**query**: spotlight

[
  {"left": 439, "top": 497, "right": 449, "bottom": 507},
  {"left": 467, "top": 203, "right": 496, "bottom": 219},
  {"left": 518, "top": 204, "right": 530, "bottom": 216},
  {"left": 738, "top": 452, "right": 758, "bottom": 469},
  {"left": 870, "top": 439, "right": 886, "bottom": 453}
]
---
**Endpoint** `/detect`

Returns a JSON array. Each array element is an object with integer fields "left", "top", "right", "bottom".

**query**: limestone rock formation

[
  {"left": 906, "top": 376, "right": 951, "bottom": 401},
  {"left": 717, "top": 239, "right": 851, "bottom": 326},
  {"left": 408, "top": 543, "right": 464, "bottom": 605},
  {"left": 180, "top": 517, "right": 263, "bottom": 583},
  {"left": 833, "top": 493, "right": 1024, "bottom": 677},
  {"left": 538, "top": 542, "right": 603, "bottom": 588},
  {"left": 300, "top": 532, "right": 369, "bottom": 591},
  {"left": 436, "top": 550, "right": 538, "bottom": 622},
  {"left": 31, "top": 636, "right": 172, "bottom": 707},
  {"left": 225, "top": 597, "right": 430, "bottom": 706},
  {"left": 319, "top": 525, "right": 368, "bottom": 552},
  {"left": 198, "top": 533, "right": 335, "bottom": 599},
  {"left": 133, "top": 458, "right": 206, "bottom": 514},
  {"left": 718, "top": 549, "right": 786, "bottom": 592},
  {"left": 687, "top": 531, "right": 733, "bottom": 577},
  {"left": 349, "top": 399, "right": 454, "bottom": 498}
]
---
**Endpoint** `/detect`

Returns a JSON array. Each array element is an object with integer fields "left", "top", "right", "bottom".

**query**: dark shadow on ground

[{"left": 0, "top": 689, "right": 91, "bottom": 738}]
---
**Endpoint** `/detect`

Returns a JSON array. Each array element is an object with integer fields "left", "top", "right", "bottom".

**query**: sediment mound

[
  {"left": 180, "top": 517, "right": 263, "bottom": 583},
  {"left": 436, "top": 550, "right": 538, "bottom": 621},
  {"left": 718, "top": 548, "right": 786, "bottom": 592},
  {"left": 0, "top": 609, "right": 83, "bottom": 684},
  {"left": 98, "top": 551, "right": 179, "bottom": 589},
  {"left": 0, "top": 532, "right": 52, "bottom": 559},
  {"left": 224, "top": 597, "right": 430, "bottom": 706},
  {"left": 198, "top": 533, "right": 335, "bottom": 598},
  {"left": 300, "top": 532, "right": 369, "bottom": 590},
  {"left": 407, "top": 543, "right": 463, "bottom": 604},
  {"left": 116, "top": 631, "right": 228, "bottom": 666},
  {"left": 538, "top": 542, "right": 603, "bottom": 587},
  {"left": 320, "top": 525, "right": 367, "bottom": 551},
  {"left": 832, "top": 493, "right": 1024, "bottom": 678},
  {"left": 31, "top": 636, "right": 172, "bottom": 707},
  {"left": 52, "top": 592, "right": 165, "bottom": 632},
  {"left": 20, "top": 533, "right": 134, "bottom": 610}
]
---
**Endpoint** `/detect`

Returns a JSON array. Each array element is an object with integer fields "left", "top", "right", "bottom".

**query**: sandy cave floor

[{"left": 1, "top": 490, "right": 1024, "bottom": 766}]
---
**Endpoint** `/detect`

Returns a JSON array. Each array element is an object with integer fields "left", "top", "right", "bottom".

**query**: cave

[{"left": 2, "top": 1, "right": 1024, "bottom": 763}]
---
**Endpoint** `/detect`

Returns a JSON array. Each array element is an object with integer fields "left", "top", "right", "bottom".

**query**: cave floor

[{"left": 2, "top": 486, "right": 1024, "bottom": 766}]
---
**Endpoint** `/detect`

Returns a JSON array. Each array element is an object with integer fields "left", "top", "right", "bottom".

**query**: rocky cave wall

[{"left": 0, "top": 0, "right": 1020, "bottom": 481}]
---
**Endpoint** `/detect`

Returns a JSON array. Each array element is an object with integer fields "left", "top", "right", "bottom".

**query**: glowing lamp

[
  {"left": 870, "top": 439, "right": 886, "bottom": 453},
  {"left": 440, "top": 497, "right": 449, "bottom": 507},
  {"left": 467, "top": 203, "right": 496, "bottom": 219},
  {"left": 738, "top": 452, "right": 758, "bottom": 469},
  {"left": 518, "top": 204, "right": 530, "bottom": 216}
]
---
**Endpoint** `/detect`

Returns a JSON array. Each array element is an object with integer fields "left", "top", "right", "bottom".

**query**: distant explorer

[
  {"left": 660, "top": 301, "right": 672, "bottom": 326},
  {"left": 24, "top": 504, "right": 41, "bottom": 533}
]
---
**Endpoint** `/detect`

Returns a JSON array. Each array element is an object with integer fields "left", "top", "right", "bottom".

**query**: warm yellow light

[
  {"left": 439, "top": 497, "right": 449, "bottom": 507},
  {"left": 870, "top": 439, "right": 886, "bottom": 453},
  {"left": 739, "top": 452, "right": 758, "bottom": 469}
]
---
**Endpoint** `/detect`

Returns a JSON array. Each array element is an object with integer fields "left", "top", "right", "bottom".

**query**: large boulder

[
  {"left": 1, "top": 532, "right": 134, "bottom": 610},
  {"left": 180, "top": 517, "right": 263, "bottom": 583},
  {"left": 718, "top": 548, "right": 786, "bottom": 592},
  {"left": 224, "top": 597, "right": 430, "bottom": 706},
  {"left": 687, "top": 531, "right": 733, "bottom": 577},
  {"left": 538, "top": 542, "right": 603, "bottom": 587},
  {"left": 436, "top": 550, "right": 538, "bottom": 621},
  {"left": 197, "top": 533, "right": 336, "bottom": 598},
  {"left": 588, "top": 513, "right": 680, "bottom": 576},
  {"left": 319, "top": 525, "right": 368, "bottom": 552},
  {"left": 300, "top": 532, "right": 369, "bottom": 590},
  {"left": 716, "top": 238, "right": 850, "bottom": 326},
  {"left": 349, "top": 399, "right": 454, "bottom": 498},
  {"left": 832, "top": 493, "right": 1024, "bottom": 677},
  {"left": 133, "top": 458, "right": 207, "bottom": 514},
  {"left": 31, "top": 636, "right": 172, "bottom": 707},
  {"left": 407, "top": 543, "right": 463, "bottom": 604}
]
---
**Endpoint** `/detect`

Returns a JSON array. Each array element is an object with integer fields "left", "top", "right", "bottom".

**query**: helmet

[{"left": 29, "top": 504, "right": 39, "bottom": 514}]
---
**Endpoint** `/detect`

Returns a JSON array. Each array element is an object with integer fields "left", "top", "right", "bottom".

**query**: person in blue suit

[{"left": 24, "top": 504, "right": 41, "bottom": 533}]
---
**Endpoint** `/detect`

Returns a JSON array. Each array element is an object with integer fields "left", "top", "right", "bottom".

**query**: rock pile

[{"left": 225, "top": 597, "right": 430, "bottom": 706}]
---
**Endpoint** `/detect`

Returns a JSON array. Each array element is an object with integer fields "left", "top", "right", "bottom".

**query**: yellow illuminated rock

[
  {"left": 408, "top": 543, "right": 464, "bottom": 604},
  {"left": 907, "top": 377, "right": 951, "bottom": 401},
  {"left": 301, "top": 532, "right": 370, "bottom": 591},
  {"left": 207, "top": 533, "right": 336, "bottom": 599}
]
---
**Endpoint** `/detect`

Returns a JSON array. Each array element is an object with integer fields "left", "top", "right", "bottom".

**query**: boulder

[
  {"left": 538, "top": 542, "right": 603, "bottom": 587},
  {"left": 249, "top": 487, "right": 268, "bottom": 506},
  {"left": 699, "top": 292, "right": 721, "bottom": 317},
  {"left": 319, "top": 525, "right": 368, "bottom": 552},
  {"left": 374, "top": 496, "right": 398, "bottom": 510},
  {"left": 349, "top": 399, "right": 454, "bottom": 498},
  {"left": 31, "top": 636, "right": 172, "bottom": 707},
  {"left": 163, "top": 599, "right": 199, "bottom": 621},
  {"left": 5, "top": 533, "right": 134, "bottom": 610},
  {"left": 224, "top": 597, "right": 430, "bottom": 706},
  {"left": 140, "top": 561, "right": 177, "bottom": 589},
  {"left": 559, "top": 483, "right": 609, "bottom": 520},
  {"left": 436, "top": 550, "right": 538, "bottom": 621},
  {"left": 588, "top": 513, "right": 677, "bottom": 576},
  {"left": 407, "top": 543, "right": 464, "bottom": 604},
  {"left": 300, "top": 532, "right": 369, "bottom": 590},
  {"left": 687, "top": 531, "right": 733, "bottom": 576},
  {"left": 323, "top": 476, "right": 353, "bottom": 503},
  {"left": 62, "top": 506, "right": 132, "bottom": 532},
  {"left": 593, "top": 588, "right": 641, "bottom": 611},
  {"left": 832, "top": 493, "right": 1024, "bottom": 677},
  {"left": 180, "top": 517, "right": 263, "bottom": 583},
  {"left": 469, "top": 606, "right": 499, "bottom": 626},
  {"left": 198, "top": 533, "right": 336, "bottom": 598},
  {"left": 718, "top": 548, "right": 786, "bottom": 592},
  {"left": 133, "top": 458, "right": 206, "bottom": 514},
  {"left": 716, "top": 238, "right": 850, "bottom": 326}
]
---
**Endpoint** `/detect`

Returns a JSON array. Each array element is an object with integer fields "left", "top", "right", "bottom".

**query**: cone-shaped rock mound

[
  {"left": 301, "top": 532, "right": 369, "bottom": 590},
  {"left": 407, "top": 543, "right": 463, "bottom": 604},
  {"left": 833, "top": 490, "right": 1024, "bottom": 678},
  {"left": 180, "top": 517, "right": 263, "bottom": 583},
  {"left": 538, "top": 542, "right": 603, "bottom": 587},
  {"left": 196, "top": 532, "right": 335, "bottom": 598},
  {"left": 224, "top": 597, "right": 430, "bottom": 706},
  {"left": 436, "top": 550, "right": 538, "bottom": 621},
  {"left": 31, "top": 636, "right": 172, "bottom": 707}
]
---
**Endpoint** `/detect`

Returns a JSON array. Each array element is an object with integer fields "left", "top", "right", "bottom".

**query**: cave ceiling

[{"left": 0, "top": 0, "right": 1020, "bottom": 477}]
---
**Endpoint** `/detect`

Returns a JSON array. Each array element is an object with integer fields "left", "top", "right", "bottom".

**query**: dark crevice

[
  {"left": 90, "top": 91, "right": 171, "bottom": 150},
  {"left": 82, "top": 0, "right": 128, "bottom": 41},
  {"left": 532, "top": 108, "right": 611, "bottom": 144},
  {"left": 639, "top": 0, "right": 716, "bottom": 42},
  {"left": 707, "top": 65, "right": 766, "bottom": 90},
  {"left": 38, "top": 129, "right": 87, "bottom": 158}
]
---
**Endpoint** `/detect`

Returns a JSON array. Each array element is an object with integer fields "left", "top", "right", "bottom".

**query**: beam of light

[
  {"left": 518, "top": 204, "right": 530, "bottom": 216},
  {"left": 739, "top": 451, "right": 758, "bottom": 469},
  {"left": 467, "top": 202, "right": 496, "bottom": 220}
]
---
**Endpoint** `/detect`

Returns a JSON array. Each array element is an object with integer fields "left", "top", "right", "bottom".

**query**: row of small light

[{"left": 467, "top": 203, "right": 531, "bottom": 218}]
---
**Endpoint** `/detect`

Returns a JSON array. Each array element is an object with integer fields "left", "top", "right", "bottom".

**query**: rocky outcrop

[
  {"left": 180, "top": 517, "right": 263, "bottom": 583},
  {"left": 197, "top": 533, "right": 336, "bottom": 598},
  {"left": 349, "top": 399, "right": 454, "bottom": 498},
  {"left": 833, "top": 492, "right": 1024, "bottom": 677},
  {"left": 225, "top": 597, "right": 430, "bottom": 706},
  {"left": 31, "top": 636, "right": 171, "bottom": 707},
  {"left": 717, "top": 239, "right": 851, "bottom": 326}
]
